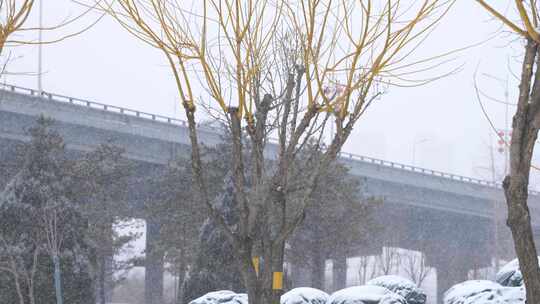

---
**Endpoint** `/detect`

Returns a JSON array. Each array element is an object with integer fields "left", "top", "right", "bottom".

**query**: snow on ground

[
  {"left": 281, "top": 287, "right": 329, "bottom": 304},
  {"left": 443, "top": 280, "right": 524, "bottom": 304},
  {"left": 367, "top": 275, "right": 426, "bottom": 304}
]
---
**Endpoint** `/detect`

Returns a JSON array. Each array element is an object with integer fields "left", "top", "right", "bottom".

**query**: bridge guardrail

[
  {"left": 339, "top": 151, "right": 512, "bottom": 189},
  {"left": 2, "top": 83, "right": 537, "bottom": 195},
  {"left": 1, "top": 83, "right": 196, "bottom": 128}
]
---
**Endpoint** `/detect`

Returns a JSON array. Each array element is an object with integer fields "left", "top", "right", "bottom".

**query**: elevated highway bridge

[{"left": 1, "top": 84, "right": 537, "bottom": 303}]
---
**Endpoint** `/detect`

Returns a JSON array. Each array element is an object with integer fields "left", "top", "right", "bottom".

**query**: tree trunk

[
  {"left": 97, "top": 219, "right": 113, "bottom": 304},
  {"left": 258, "top": 241, "right": 285, "bottom": 304},
  {"left": 246, "top": 276, "right": 262, "bottom": 304},
  {"left": 504, "top": 176, "right": 540, "bottom": 299},
  {"left": 235, "top": 241, "right": 261, "bottom": 304},
  {"left": 9, "top": 267, "right": 25, "bottom": 304},
  {"left": 504, "top": 38, "right": 540, "bottom": 303},
  {"left": 234, "top": 241, "right": 286, "bottom": 304},
  {"left": 270, "top": 242, "right": 285, "bottom": 304},
  {"left": 53, "top": 254, "right": 63, "bottom": 304},
  {"left": 98, "top": 253, "right": 106, "bottom": 304},
  {"left": 29, "top": 247, "right": 39, "bottom": 304}
]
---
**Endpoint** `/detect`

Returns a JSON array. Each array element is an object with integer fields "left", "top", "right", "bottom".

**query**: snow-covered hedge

[
  {"left": 328, "top": 285, "right": 407, "bottom": 304},
  {"left": 495, "top": 257, "right": 540, "bottom": 287},
  {"left": 189, "top": 276, "right": 425, "bottom": 304},
  {"left": 188, "top": 257, "right": 540, "bottom": 304},
  {"left": 189, "top": 290, "right": 248, "bottom": 304},
  {"left": 281, "top": 287, "right": 329, "bottom": 304},
  {"left": 443, "top": 280, "right": 524, "bottom": 304},
  {"left": 441, "top": 258, "right": 540, "bottom": 304},
  {"left": 367, "top": 275, "right": 426, "bottom": 304}
]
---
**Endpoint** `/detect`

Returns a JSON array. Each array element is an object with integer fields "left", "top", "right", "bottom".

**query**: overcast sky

[{"left": 4, "top": 1, "right": 537, "bottom": 186}]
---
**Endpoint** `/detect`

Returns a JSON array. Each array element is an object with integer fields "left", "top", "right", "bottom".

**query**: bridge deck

[{"left": 1, "top": 84, "right": 539, "bottom": 221}]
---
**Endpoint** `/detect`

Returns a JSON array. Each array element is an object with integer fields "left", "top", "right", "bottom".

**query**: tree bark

[
  {"left": 270, "top": 241, "right": 285, "bottom": 304},
  {"left": 504, "top": 38, "right": 540, "bottom": 303},
  {"left": 258, "top": 241, "right": 285, "bottom": 304},
  {"left": 504, "top": 176, "right": 540, "bottom": 298},
  {"left": 236, "top": 242, "right": 261, "bottom": 304}
]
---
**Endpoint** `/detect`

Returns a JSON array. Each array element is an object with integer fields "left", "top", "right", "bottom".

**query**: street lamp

[
  {"left": 38, "top": 0, "right": 43, "bottom": 93},
  {"left": 412, "top": 138, "right": 430, "bottom": 166}
]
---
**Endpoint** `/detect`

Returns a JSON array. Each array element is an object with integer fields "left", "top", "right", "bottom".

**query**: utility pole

[
  {"left": 412, "top": 138, "right": 430, "bottom": 166},
  {"left": 498, "top": 73, "right": 510, "bottom": 272},
  {"left": 323, "top": 82, "right": 343, "bottom": 145},
  {"left": 37, "top": 0, "right": 43, "bottom": 94},
  {"left": 489, "top": 134, "right": 500, "bottom": 272},
  {"left": 504, "top": 75, "right": 510, "bottom": 176},
  {"left": 483, "top": 71, "right": 511, "bottom": 272}
]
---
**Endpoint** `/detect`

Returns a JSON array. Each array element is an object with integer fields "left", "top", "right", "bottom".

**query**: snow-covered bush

[
  {"left": 461, "top": 286, "right": 524, "bottom": 304},
  {"left": 367, "top": 275, "right": 426, "bottom": 304},
  {"left": 444, "top": 280, "right": 502, "bottom": 304},
  {"left": 189, "top": 290, "right": 248, "bottom": 304},
  {"left": 191, "top": 288, "right": 329, "bottom": 304},
  {"left": 443, "top": 280, "right": 524, "bottom": 304},
  {"left": 281, "top": 287, "right": 329, "bottom": 304},
  {"left": 495, "top": 257, "right": 540, "bottom": 287},
  {"left": 191, "top": 285, "right": 412, "bottom": 304},
  {"left": 329, "top": 285, "right": 407, "bottom": 304}
]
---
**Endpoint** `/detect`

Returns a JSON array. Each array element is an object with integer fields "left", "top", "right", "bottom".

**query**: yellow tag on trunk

[
  {"left": 252, "top": 257, "right": 260, "bottom": 276},
  {"left": 273, "top": 272, "right": 283, "bottom": 290}
]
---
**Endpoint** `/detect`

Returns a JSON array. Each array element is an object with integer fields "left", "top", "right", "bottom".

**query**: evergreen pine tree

[{"left": 0, "top": 117, "right": 95, "bottom": 304}]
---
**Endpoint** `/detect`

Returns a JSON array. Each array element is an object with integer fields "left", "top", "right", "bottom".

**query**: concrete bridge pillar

[
  {"left": 311, "top": 245, "right": 326, "bottom": 290},
  {"left": 434, "top": 256, "right": 469, "bottom": 304},
  {"left": 332, "top": 254, "right": 347, "bottom": 291},
  {"left": 145, "top": 219, "right": 164, "bottom": 304},
  {"left": 290, "top": 262, "right": 311, "bottom": 288}
]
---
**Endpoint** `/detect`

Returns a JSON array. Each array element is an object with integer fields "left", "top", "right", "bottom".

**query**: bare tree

[
  {"left": 40, "top": 202, "right": 67, "bottom": 304},
  {"left": 0, "top": 232, "right": 39, "bottom": 304},
  {"left": 357, "top": 255, "right": 378, "bottom": 285},
  {"left": 0, "top": 1, "right": 102, "bottom": 78},
  {"left": 376, "top": 247, "right": 401, "bottom": 276},
  {"left": 0, "top": 0, "right": 36, "bottom": 55},
  {"left": 98, "top": 1, "right": 456, "bottom": 303},
  {"left": 402, "top": 251, "right": 431, "bottom": 288},
  {"left": 475, "top": 1, "right": 540, "bottom": 301}
]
